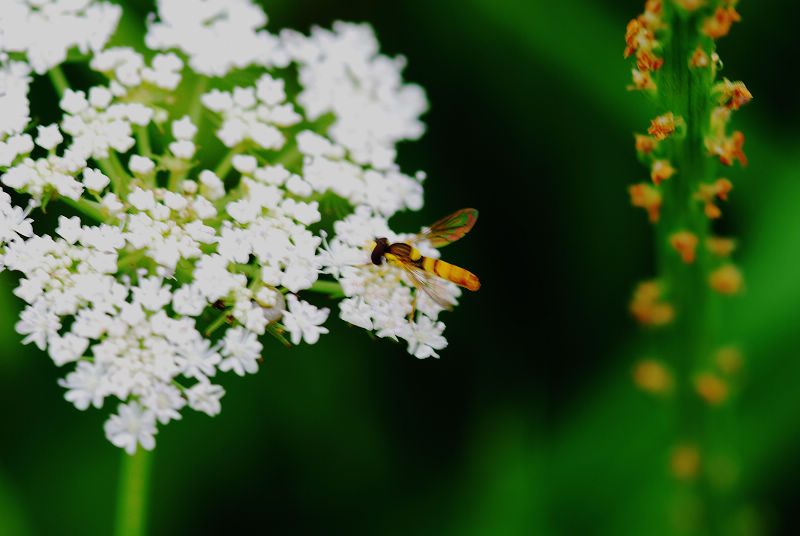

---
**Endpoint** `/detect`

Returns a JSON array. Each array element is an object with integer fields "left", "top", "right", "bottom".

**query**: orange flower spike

[
  {"left": 694, "top": 373, "right": 729, "bottom": 405},
  {"left": 701, "top": 6, "right": 741, "bottom": 39},
  {"left": 689, "top": 44, "right": 710, "bottom": 68},
  {"left": 651, "top": 159, "right": 676, "bottom": 185},
  {"left": 669, "top": 231, "right": 699, "bottom": 263},
  {"left": 648, "top": 112, "right": 683, "bottom": 140},
  {"left": 629, "top": 183, "right": 662, "bottom": 222},
  {"left": 709, "top": 264, "right": 744, "bottom": 294},
  {"left": 706, "top": 236, "right": 736, "bottom": 257},
  {"left": 635, "top": 134, "right": 659, "bottom": 154},
  {"left": 713, "top": 78, "right": 753, "bottom": 110}
]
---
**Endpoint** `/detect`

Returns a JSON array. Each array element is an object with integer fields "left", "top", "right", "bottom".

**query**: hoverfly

[{"left": 371, "top": 208, "right": 480, "bottom": 310}]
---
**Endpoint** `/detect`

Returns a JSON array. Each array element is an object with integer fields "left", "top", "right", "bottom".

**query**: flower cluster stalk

[{"left": 625, "top": 0, "right": 751, "bottom": 530}]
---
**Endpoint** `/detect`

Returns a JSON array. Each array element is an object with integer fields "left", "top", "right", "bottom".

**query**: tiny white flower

[
  {"left": 89, "top": 86, "right": 113, "bottom": 109},
  {"left": 169, "top": 140, "right": 195, "bottom": 159},
  {"left": 128, "top": 187, "right": 156, "bottom": 211},
  {"left": 171, "top": 116, "right": 198, "bottom": 140},
  {"left": 282, "top": 294, "right": 329, "bottom": 345},
  {"left": 129, "top": 155, "right": 155, "bottom": 175},
  {"left": 48, "top": 333, "right": 90, "bottom": 367},
  {"left": 59, "top": 360, "right": 108, "bottom": 410},
  {"left": 198, "top": 170, "right": 225, "bottom": 200},
  {"left": 172, "top": 283, "right": 207, "bottom": 316},
  {"left": 402, "top": 316, "right": 448, "bottom": 359},
  {"left": 35, "top": 124, "right": 63, "bottom": 150},
  {"left": 83, "top": 168, "right": 111, "bottom": 191},
  {"left": 104, "top": 401, "right": 158, "bottom": 455},
  {"left": 56, "top": 215, "right": 83, "bottom": 244},
  {"left": 186, "top": 380, "right": 225, "bottom": 416},
  {"left": 142, "top": 384, "right": 186, "bottom": 424},
  {"left": 219, "top": 326, "right": 262, "bottom": 376},
  {"left": 232, "top": 154, "right": 257, "bottom": 174},
  {"left": 15, "top": 299, "right": 60, "bottom": 350},
  {"left": 175, "top": 337, "right": 221, "bottom": 380},
  {"left": 286, "top": 174, "right": 312, "bottom": 197}
]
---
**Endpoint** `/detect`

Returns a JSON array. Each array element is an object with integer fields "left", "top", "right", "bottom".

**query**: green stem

[
  {"left": 189, "top": 76, "right": 209, "bottom": 127},
  {"left": 99, "top": 154, "right": 133, "bottom": 197},
  {"left": 214, "top": 146, "right": 240, "bottom": 181},
  {"left": 136, "top": 125, "right": 153, "bottom": 159},
  {"left": 205, "top": 311, "right": 231, "bottom": 336},
  {"left": 59, "top": 197, "right": 105, "bottom": 222},
  {"left": 113, "top": 448, "right": 152, "bottom": 536},
  {"left": 48, "top": 66, "right": 70, "bottom": 98},
  {"left": 308, "top": 279, "right": 345, "bottom": 298}
]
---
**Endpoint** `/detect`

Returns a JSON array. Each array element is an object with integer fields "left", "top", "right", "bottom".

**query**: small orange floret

[
  {"left": 715, "top": 346, "right": 744, "bottom": 375},
  {"left": 694, "top": 373, "right": 729, "bottom": 405},
  {"left": 713, "top": 78, "right": 753, "bottom": 110},
  {"left": 706, "top": 236, "right": 736, "bottom": 257},
  {"left": 695, "top": 179, "right": 732, "bottom": 219},
  {"left": 628, "top": 68, "right": 657, "bottom": 91},
  {"left": 629, "top": 183, "right": 662, "bottom": 222},
  {"left": 689, "top": 44, "right": 710, "bottom": 68},
  {"left": 636, "top": 48, "right": 664, "bottom": 71},
  {"left": 709, "top": 264, "right": 743, "bottom": 294},
  {"left": 671, "top": 444, "right": 700, "bottom": 480},
  {"left": 669, "top": 231, "right": 699, "bottom": 263},
  {"left": 651, "top": 159, "right": 676, "bottom": 185},
  {"left": 648, "top": 112, "right": 682, "bottom": 140},
  {"left": 630, "top": 281, "right": 675, "bottom": 326},
  {"left": 633, "top": 359, "right": 673, "bottom": 394},
  {"left": 701, "top": 6, "right": 741, "bottom": 39},
  {"left": 708, "top": 130, "right": 747, "bottom": 167},
  {"left": 635, "top": 134, "right": 659, "bottom": 154},
  {"left": 674, "top": 0, "right": 706, "bottom": 11}
]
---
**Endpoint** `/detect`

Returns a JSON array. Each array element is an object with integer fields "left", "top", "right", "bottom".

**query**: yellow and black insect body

[{"left": 371, "top": 208, "right": 481, "bottom": 310}]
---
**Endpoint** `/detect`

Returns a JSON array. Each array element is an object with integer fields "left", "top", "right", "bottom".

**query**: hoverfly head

[{"left": 371, "top": 237, "right": 390, "bottom": 265}]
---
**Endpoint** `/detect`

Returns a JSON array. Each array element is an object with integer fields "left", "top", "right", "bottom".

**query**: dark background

[{"left": 2, "top": 1, "right": 800, "bottom": 534}]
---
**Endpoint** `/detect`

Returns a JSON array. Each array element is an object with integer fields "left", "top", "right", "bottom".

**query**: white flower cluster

[
  {"left": 0, "top": 0, "right": 467, "bottom": 454},
  {"left": 319, "top": 207, "right": 455, "bottom": 359},
  {"left": 0, "top": 0, "right": 121, "bottom": 74},
  {"left": 1, "top": 57, "right": 33, "bottom": 166}
]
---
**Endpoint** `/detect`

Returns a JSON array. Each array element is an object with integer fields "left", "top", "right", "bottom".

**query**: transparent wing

[
  {"left": 414, "top": 208, "right": 479, "bottom": 248},
  {"left": 399, "top": 262, "right": 457, "bottom": 311}
]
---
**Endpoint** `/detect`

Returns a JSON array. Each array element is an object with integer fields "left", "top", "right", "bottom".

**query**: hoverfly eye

[{"left": 371, "top": 238, "right": 388, "bottom": 265}]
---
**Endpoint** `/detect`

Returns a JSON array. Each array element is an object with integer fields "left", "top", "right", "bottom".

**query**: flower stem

[
  {"left": 308, "top": 279, "right": 345, "bottom": 298},
  {"left": 113, "top": 448, "right": 153, "bottom": 536},
  {"left": 48, "top": 66, "right": 70, "bottom": 98},
  {"left": 60, "top": 196, "right": 105, "bottom": 222},
  {"left": 214, "top": 145, "right": 240, "bottom": 181}
]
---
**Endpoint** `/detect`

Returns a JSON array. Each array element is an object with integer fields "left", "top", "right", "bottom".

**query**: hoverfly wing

[
  {"left": 416, "top": 208, "right": 478, "bottom": 248},
  {"left": 399, "top": 262, "right": 457, "bottom": 311}
]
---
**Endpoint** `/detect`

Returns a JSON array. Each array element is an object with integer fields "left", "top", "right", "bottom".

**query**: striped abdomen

[
  {"left": 386, "top": 242, "right": 481, "bottom": 291},
  {"left": 421, "top": 257, "right": 481, "bottom": 291}
]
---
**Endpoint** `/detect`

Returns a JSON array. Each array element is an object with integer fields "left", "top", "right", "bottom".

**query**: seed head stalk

[{"left": 625, "top": 0, "right": 751, "bottom": 531}]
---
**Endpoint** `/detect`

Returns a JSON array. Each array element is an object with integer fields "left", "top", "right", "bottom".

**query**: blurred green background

[{"left": 2, "top": 0, "right": 800, "bottom": 534}]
